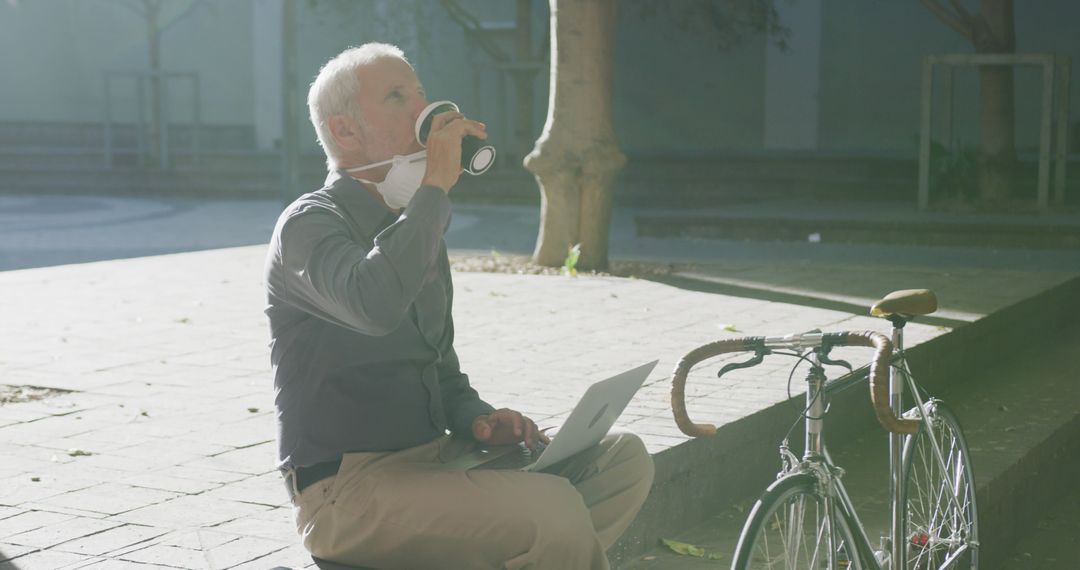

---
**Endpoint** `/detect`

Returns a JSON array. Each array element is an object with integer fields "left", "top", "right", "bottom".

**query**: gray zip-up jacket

[{"left": 264, "top": 170, "right": 494, "bottom": 470}]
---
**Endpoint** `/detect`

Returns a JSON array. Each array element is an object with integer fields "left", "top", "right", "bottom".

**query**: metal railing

[
  {"left": 103, "top": 69, "right": 201, "bottom": 170},
  {"left": 918, "top": 53, "right": 1072, "bottom": 211}
]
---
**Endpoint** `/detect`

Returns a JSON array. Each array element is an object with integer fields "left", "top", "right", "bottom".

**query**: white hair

[{"left": 307, "top": 43, "right": 410, "bottom": 170}]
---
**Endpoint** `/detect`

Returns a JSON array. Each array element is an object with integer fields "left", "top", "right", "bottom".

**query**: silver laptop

[{"left": 446, "top": 360, "right": 658, "bottom": 473}]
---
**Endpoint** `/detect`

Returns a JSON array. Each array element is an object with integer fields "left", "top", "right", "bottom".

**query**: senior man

[{"left": 264, "top": 43, "right": 653, "bottom": 569}]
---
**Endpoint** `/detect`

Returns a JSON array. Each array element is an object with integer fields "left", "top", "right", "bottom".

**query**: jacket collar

[{"left": 322, "top": 169, "right": 398, "bottom": 239}]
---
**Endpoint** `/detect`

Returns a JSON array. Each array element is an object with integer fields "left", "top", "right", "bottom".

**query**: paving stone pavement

[{"left": 0, "top": 245, "right": 1075, "bottom": 569}]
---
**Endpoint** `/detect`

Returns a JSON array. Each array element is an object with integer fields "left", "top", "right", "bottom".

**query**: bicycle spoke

[
  {"left": 810, "top": 501, "right": 825, "bottom": 567},
  {"left": 903, "top": 403, "right": 978, "bottom": 570},
  {"left": 736, "top": 475, "right": 862, "bottom": 570}
]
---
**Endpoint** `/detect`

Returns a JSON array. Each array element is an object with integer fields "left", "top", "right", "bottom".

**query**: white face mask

[{"left": 345, "top": 150, "right": 427, "bottom": 209}]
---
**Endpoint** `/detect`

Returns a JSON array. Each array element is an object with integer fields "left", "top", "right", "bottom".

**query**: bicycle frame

[{"left": 671, "top": 321, "right": 977, "bottom": 569}]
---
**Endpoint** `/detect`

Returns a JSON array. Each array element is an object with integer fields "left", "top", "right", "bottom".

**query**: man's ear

[{"left": 328, "top": 114, "right": 365, "bottom": 153}]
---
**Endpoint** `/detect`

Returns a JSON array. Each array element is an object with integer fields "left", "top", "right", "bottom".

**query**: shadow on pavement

[{"left": 647, "top": 273, "right": 971, "bottom": 330}]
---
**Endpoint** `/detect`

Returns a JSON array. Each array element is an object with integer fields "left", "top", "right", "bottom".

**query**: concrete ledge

[
  {"left": 637, "top": 214, "right": 1080, "bottom": 249},
  {"left": 977, "top": 414, "right": 1080, "bottom": 566}
]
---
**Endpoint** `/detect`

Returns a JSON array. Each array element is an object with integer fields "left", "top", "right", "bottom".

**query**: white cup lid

[
  {"left": 469, "top": 146, "right": 496, "bottom": 175},
  {"left": 415, "top": 100, "right": 459, "bottom": 145}
]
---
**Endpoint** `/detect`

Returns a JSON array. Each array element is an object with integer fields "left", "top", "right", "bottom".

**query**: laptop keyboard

[{"left": 480, "top": 441, "right": 549, "bottom": 470}]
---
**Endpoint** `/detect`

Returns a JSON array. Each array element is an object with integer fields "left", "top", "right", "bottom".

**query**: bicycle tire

[
  {"left": 731, "top": 473, "right": 865, "bottom": 570},
  {"left": 902, "top": 400, "right": 979, "bottom": 570}
]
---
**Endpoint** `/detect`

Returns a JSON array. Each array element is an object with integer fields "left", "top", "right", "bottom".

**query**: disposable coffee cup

[{"left": 415, "top": 100, "right": 496, "bottom": 175}]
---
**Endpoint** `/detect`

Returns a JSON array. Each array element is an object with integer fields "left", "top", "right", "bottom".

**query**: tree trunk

[
  {"left": 525, "top": 0, "right": 626, "bottom": 271},
  {"left": 513, "top": 0, "right": 535, "bottom": 166},
  {"left": 974, "top": 0, "right": 1016, "bottom": 201}
]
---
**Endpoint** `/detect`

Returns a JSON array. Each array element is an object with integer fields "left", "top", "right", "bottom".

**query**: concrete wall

[
  {"left": 1, "top": 0, "right": 1078, "bottom": 157},
  {"left": 0, "top": 0, "right": 252, "bottom": 126},
  {"left": 818, "top": 0, "right": 1080, "bottom": 156},
  {"left": 612, "top": 3, "right": 767, "bottom": 155},
  {"left": 283, "top": 0, "right": 546, "bottom": 158}
]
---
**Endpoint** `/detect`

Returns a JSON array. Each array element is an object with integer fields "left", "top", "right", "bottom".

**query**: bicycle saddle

[{"left": 870, "top": 289, "right": 937, "bottom": 317}]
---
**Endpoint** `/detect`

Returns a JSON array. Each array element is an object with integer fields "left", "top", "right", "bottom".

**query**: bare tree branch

[
  {"left": 948, "top": 0, "right": 976, "bottom": 24},
  {"left": 437, "top": 0, "right": 510, "bottom": 63},
  {"left": 159, "top": 0, "right": 209, "bottom": 36},
  {"left": 116, "top": 0, "right": 145, "bottom": 17},
  {"left": 920, "top": 0, "right": 973, "bottom": 41}
]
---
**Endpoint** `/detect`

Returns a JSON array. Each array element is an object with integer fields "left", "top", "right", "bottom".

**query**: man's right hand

[{"left": 421, "top": 111, "right": 487, "bottom": 193}]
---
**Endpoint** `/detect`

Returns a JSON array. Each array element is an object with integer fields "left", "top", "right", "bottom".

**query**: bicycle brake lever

[
  {"left": 818, "top": 353, "right": 853, "bottom": 373},
  {"left": 717, "top": 348, "right": 770, "bottom": 380}
]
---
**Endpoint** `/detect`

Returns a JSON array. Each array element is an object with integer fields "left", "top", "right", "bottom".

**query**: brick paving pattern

[{"left": 0, "top": 245, "right": 1074, "bottom": 568}]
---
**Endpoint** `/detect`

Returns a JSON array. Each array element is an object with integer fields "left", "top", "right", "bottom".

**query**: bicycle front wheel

[
  {"left": 732, "top": 473, "right": 863, "bottom": 570},
  {"left": 902, "top": 400, "right": 979, "bottom": 569}
]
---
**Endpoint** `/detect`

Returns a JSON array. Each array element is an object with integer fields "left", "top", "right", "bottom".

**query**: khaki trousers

[{"left": 289, "top": 431, "right": 654, "bottom": 570}]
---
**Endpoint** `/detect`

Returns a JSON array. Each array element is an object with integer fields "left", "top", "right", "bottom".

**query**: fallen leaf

[
  {"left": 660, "top": 538, "right": 723, "bottom": 560},
  {"left": 247, "top": 407, "right": 259, "bottom": 413},
  {"left": 720, "top": 323, "right": 739, "bottom": 332}
]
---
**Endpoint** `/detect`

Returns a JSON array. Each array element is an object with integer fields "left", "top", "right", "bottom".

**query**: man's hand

[
  {"left": 471, "top": 408, "right": 550, "bottom": 451},
  {"left": 421, "top": 111, "right": 487, "bottom": 193}
]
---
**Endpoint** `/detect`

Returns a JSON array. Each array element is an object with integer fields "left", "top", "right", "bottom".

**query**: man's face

[{"left": 354, "top": 57, "right": 429, "bottom": 165}]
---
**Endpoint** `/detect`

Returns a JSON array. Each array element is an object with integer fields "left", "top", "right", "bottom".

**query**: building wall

[
  {"left": 612, "top": 3, "right": 767, "bottom": 155},
  {"left": 0, "top": 0, "right": 252, "bottom": 126},
  {"left": 818, "top": 0, "right": 1080, "bottom": 156},
  {"left": 1, "top": 0, "right": 1077, "bottom": 158}
]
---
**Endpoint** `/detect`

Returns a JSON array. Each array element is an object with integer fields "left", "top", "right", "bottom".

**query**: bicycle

[{"left": 670, "top": 289, "right": 978, "bottom": 570}]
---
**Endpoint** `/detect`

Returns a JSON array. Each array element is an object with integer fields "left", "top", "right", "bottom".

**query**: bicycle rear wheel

[
  {"left": 731, "top": 473, "right": 864, "bottom": 570},
  {"left": 902, "top": 400, "right": 979, "bottom": 569}
]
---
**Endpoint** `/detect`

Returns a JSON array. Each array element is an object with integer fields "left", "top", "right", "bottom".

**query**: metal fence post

[
  {"left": 918, "top": 57, "right": 934, "bottom": 210},
  {"left": 136, "top": 75, "right": 147, "bottom": 167},
  {"left": 1038, "top": 57, "right": 1055, "bottom": 211},
  {"left": 1055, "top": 56, "right": 1071, "bottom": 206},
  {"left": 160, "top": 72, "right": 170, "bottom": 170},
  {"left": 103, "top": 73, "right": 113, "bottom": 169},
  {"left": 192, "top": 73, "right": 202, "bottom": 167}
]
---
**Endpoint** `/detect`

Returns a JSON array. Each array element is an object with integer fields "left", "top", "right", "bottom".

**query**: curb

[{"left": 636, "top": 215, "right": 1080, "bottom": 250}]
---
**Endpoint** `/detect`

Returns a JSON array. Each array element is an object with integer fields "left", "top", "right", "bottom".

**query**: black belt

[{"left": 295, "top": 457, "right": 343, "bottom": 494}]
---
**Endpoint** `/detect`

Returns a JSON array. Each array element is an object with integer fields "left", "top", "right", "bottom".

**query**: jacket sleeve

[
  {"left": 273, "top": 186, "right": 451, "bottom": 336},
  {"left": 437, "top": 343, "right": 496, "bottom": 438}
]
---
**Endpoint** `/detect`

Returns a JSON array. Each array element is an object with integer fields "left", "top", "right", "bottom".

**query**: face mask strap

[
  {"left": 345, "top": 150, "right": 426, "bottom": 174},
  {"left": 345, "top": 156, "right": 394, "bottom": 174}
]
